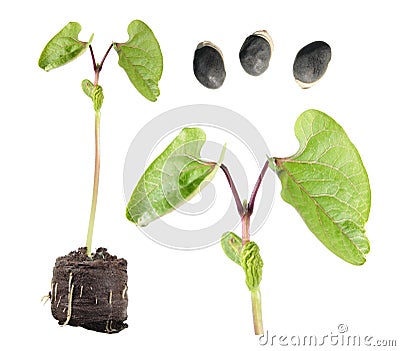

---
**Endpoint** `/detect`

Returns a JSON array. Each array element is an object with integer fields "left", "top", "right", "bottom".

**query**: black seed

[
  {"left": 193, "top": 42, "right": 226, "bottom": 89},
  {"left": 293, "top": 41, "right": 331, "bottom": 88},
  {"left": 239, "top": 32, "right": 272, "bottom": 76}
]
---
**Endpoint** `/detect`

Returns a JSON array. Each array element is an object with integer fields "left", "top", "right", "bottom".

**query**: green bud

[
  {"left": 221, "top": 232, "right": 242, "bottom": 266},
  {"left": 93, "top": 85, "right": 104, "bottom": 112},
  {"left": 241, "top": 241, "right": 263, "bottom": 291}
]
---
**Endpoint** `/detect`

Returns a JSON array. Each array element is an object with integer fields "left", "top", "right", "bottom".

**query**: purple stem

[
  {"left": 89, "top": 44, "right": 114, "bottom": 86},
  {"left": 89, "top": 45, "right": 97, "bottom": 72},
  {"left": 220, "top": 163, "right": 244, "bottom": 216},
  {"left": 98, "top": 43, "right": 114, "bottom": 72},
  {"left": 247, "top": 159, "right": 269, "bottom": 216}
]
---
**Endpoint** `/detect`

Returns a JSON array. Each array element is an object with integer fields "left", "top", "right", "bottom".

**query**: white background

[{"left": 1, "top": 0, "right": 399, "bottom": 350}]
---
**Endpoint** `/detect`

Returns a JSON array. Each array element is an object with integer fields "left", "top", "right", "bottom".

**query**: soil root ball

[{"left": 50, "top": 247, "right": 128, "bottom": 333}]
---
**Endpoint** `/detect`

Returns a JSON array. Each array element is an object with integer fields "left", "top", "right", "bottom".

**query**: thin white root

[
  {"left": 63, "top": 272, "right": 74, "bottom": 326},
  {"left": 54, "top": 283, "right": 58, "bottom": 302},
  {"left": 50, "top": 282, "right": 54, "bottom": 303},
  {"left": 122, "top": 285, "right": 127, "bottom": 299},
  {"left": 109, "top": 290, "right": 113, "bottom": 305},
  {"left": 80, "top": 285, "right": 84, "bottom": 298},
  {"left": 105, "top": 320, "right": 117, "bottom": 333},
  {"left": 41, "top": 294, "right": 51, "bottom": 305}
]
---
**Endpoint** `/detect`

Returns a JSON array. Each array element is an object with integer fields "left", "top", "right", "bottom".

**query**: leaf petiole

[
  {"left": 219, "top": 163, "right": 244, "bottom": 216},
  {"left": 89, "top": 45, "right": 97, "bottom": 72},
  {"left": 98, "top": 44, "right": 113, "bottom": 72},
  {"left": 248, "top": 159, "right": 269, "bottom": 216},
  {"left": 219, "top": 158, "right": 269, "bottom": 219},
  {"left": 90, "top": 44, "right": 114, "bottom": 86}
]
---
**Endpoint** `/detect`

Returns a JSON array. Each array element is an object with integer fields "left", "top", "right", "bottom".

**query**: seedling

[
  {"left": 39, "top": 20, "right": 163, "bottom": 333},
  {"left": 126, "top": 109, "right": 371, "bottom": 335}
]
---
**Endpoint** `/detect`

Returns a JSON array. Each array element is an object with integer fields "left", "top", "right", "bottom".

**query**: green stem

[
  {"left": 242, "top": 209, "right": 264, "bottom": 335},
  {"left": 251, "top": 288, "right": 264, "bottom": 335},
  {"left": 86, "top": 110, "right": 101, "bottom": 256}
]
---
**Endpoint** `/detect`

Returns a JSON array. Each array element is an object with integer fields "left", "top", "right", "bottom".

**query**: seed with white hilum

[
  {"left": 293, "top": 41, "right": 331, "bottom": 88},
  {"left": 193, "top": 41, "right": 226, "bottom": 89},
  {"left": 239, "top": 30, "right": 273, "bottom": 76}
]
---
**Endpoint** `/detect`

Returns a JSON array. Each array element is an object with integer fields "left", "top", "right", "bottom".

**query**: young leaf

[
  {"left": 81, "top": 79, "right": 95, "bottom": 99},
  {"left": 274, "top": 109, "right": 371, "bottom": 265},
  {"left": 114, "top": 20, "right": 163, "bottom": 102},
  {"left": 38, "top": 22, "right": 93, "bottom": 71},
  {"left": 126, "top": 128, "right": 222, "bottom": 226},
  {"left": 221, "top": 232, "right": 242, "bottom": 266},
  {"left": 241, "top": 241, "right": 263, "bottom": 291}
]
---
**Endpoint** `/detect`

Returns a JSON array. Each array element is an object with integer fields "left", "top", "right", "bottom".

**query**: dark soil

[{"left": 50, "top": 247, "right": 128, "bottom": 333}]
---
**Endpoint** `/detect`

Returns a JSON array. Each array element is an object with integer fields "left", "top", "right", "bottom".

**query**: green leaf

[
  {"left": 82, "top": 79, "right": 94, "bottom": 99},
  {"left": 126, "top": 128, "right": 222, "bottom": 226},
  {"left": 38, "top": 22, "right": 93, "bottom": 71},
  {"left": 241, "top": 241, "right": 263, "bottom": 291},
  {"left": 92, "top": 85, "right": 104, "bottom": 112},
  {"left": 221, "top": 232, "right": 242, "bottom": 266},
  {"left": 114, "top": 20, "right": 163, "bottom": 102},
  {"left": 81, "top": 80, "right": 103, "bottom": 112},
  {"left": 221, "top": 233, "right": 264, "bottom": 292},
  {"left": 274, "top": 109, "right": 371, "bottom": 265}
]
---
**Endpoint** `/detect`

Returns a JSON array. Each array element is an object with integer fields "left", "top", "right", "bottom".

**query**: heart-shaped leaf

[
  {"left": 126, "top": 128, "right": 223, "bottom": 226},
  {"left": 114, "top": 20, "right": 163, "bottom": 102},
  {"left": 274, "top": 109, "right": 371, "bottom": 265},
  {"left": 38, "top": 22, "right": 93, "bottom": 72}
]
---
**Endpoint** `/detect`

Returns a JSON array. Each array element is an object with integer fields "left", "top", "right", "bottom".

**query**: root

[
  {"left": 105, "top": 320, "right": 117, "bottom": 333},
  {"left": 109, "top": 290, "right": 113, "bottom": 305},
  {"left": 63, "top": 272, "right": 75, "bottom": 326},
  {"left": 122, "top": 285, "right": 127, "bottom": 299},
  {"left": 50, "top": 282, "right": 54, "bottom": 302},
  {"left": 54, "top": 282, "right": 58, "bottom": 302},
  {"left": 80, "top": 285, "right": 84, "bottom": 298},
  {"left": 41, "top": 293, "right": 51, "bottom": 305}
]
